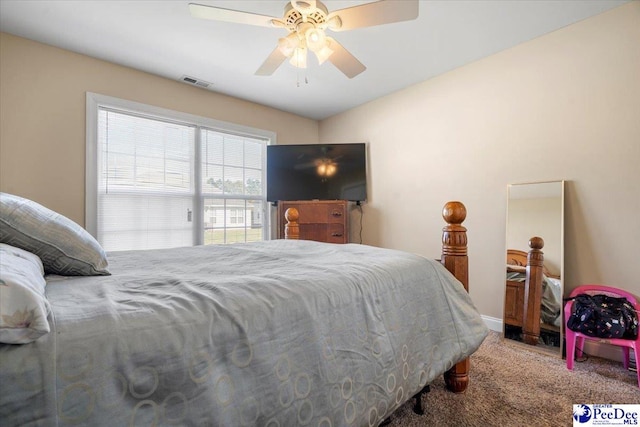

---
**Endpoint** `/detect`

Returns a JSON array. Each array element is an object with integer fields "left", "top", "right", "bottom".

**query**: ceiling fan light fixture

[
  {"left": 278, "top": 33, "right": 299, "bottom": 57},
  {"left": 305, "top": 28, "right": 326, "bottom": 52},
  {"left": 289, "top": 47, "right": 308, "bottom": 68},
  {"left": 314, "top": 44, "right": 333, "bottom": 64},
  {"left": 316, "top": 159, "right": 337, "bottom": 177}
]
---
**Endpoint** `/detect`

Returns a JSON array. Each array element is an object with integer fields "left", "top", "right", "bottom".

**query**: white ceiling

[{"left": 0, "top": 0, "right": 628, "bottom": 120}]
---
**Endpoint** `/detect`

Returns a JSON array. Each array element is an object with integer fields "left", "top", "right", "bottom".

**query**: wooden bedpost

[
  {"left": 284, "top": 207, "right": 300, "bottom": 240},
  {"left": 440, "top": 201, "right": 470, "bottom": 393},
  {"left": 522, "top": 237, "right": 545, "bottom": 346}
]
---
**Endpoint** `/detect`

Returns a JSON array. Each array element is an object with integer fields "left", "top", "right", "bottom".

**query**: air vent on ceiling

[{"left": 180, "top": 75, "right": 212, "bottom": 89}]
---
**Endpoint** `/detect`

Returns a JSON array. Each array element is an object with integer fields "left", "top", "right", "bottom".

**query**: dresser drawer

[
  {"left": 326, "top": 224, "right": 346, "bottom": 243},
  {"left": 326, "top": 204, "right": 346, "bottom": 223},
  {"left": 292, "top": 203, "right": 345, "bottom": 224}
]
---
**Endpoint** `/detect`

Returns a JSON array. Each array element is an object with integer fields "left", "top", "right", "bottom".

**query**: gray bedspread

[{"left": 1, "top": 240, "right": 488, "bottom": 426}]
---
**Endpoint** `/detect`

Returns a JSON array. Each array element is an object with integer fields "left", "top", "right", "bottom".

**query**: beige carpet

[{"left": 387, "top": 331, "right": 639, "bottom": 427}]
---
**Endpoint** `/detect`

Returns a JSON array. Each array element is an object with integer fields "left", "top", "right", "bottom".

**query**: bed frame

[
  {"left": 284, "top": 201, "right": 472, "bottom": 394},
  {"left": 504, "top": 237, "right": 560, "bottom": 346}
]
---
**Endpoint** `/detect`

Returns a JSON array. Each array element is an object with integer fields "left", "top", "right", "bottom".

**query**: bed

[
  {"left": 0, "top": 196, "right": 488, "bottom": 426},
  {"left": 503, "top": 237, "right": 562, "bottom": 347}
]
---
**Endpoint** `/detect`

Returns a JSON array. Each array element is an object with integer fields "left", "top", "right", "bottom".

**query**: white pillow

[
  {"left": 0, "top": 192, "right": 109, "bottom": 276},
  {"left": 0, "top": 243, "right": 51, "bottom": 344}
]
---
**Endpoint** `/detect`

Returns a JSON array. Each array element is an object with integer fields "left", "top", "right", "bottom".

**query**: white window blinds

[
  {"left": 88, "top": 94, "right": 272, "bottom": 252},
  {"left": 97, "top": 109, "right": 196, "bottom": 251}
]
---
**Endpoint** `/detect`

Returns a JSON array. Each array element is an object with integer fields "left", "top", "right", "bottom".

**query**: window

[
  {"left": 86, "top": 93, "right": 274, "bottom": 251},
  {"left": 228, "top": 208, "right": 246, "bottom": 225}
]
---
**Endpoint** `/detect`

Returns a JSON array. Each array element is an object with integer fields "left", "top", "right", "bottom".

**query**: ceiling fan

[{"left": 189, "top": 0, "right": 419, "bottom": 79}]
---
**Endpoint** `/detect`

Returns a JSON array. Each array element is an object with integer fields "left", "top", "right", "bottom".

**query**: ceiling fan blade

[
  {"left": 328, "top": 0, "right": 419, "bottom": 32},
  {"left": 294, "top": 162, "right": 315, "bottom": 170},
  {"left": 326, "top": 38, "right": 366, "bottom": 79},
  {"left": 255, "top": 47, "right": 288, "bottom": 76},
  {"left": 189, "top": 3, "right": 279, "bottom": 27}
]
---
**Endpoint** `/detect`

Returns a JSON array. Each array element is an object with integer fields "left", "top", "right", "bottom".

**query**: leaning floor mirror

[{"left": 503, "top": 181, "right": 565, "bottom": 356}]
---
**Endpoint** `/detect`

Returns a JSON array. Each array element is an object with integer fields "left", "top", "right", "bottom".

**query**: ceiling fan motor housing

[{"left": 283, "top": 0, "right": 329, "bottom": 30}]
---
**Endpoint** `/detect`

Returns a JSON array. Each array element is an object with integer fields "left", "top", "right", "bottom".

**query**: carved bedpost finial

[
  {"left": 527, "top": 236, "right": 545, "bottom": 269},
  {"left": 529, "top": 236, "right": 544, "bottom": 251},
  {"left": 284, "top": 207, "right": 299, "bottom": 240},
  {"left": 441, "top": 201, "right": 470, "bottom": 394},
  {"left": 441, "top": 201, "right": 467, "bottom": 258},
  {"left": 442, "top": 201, "right": 467, "bottom": 225}
]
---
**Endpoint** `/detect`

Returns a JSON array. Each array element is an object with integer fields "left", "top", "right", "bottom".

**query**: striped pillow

[{"left": 0, "top": 193, "right": 109, "bottom": 276}]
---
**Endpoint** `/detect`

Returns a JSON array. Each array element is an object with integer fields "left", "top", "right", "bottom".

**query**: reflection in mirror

[{"left": 503, "top": 181, "right": 565, "bottom": 356}]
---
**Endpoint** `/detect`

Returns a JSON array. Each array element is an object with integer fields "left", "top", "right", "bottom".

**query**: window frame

[{"left": 86, "top": 92, "right": 275, "bottom": 246}]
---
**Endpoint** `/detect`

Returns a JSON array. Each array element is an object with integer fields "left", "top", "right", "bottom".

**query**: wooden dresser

[{"left": 277, "top": 200, "right": 349, "bottom": 244}]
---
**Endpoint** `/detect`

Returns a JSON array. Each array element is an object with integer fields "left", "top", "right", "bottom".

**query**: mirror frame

[{"left": 503, "top": 180, "right": 565, "bottom": 356}]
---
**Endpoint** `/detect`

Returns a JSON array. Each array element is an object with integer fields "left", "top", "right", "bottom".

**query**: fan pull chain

[
  {"left": 296, "top": 69, "right": 309, "bottom": 87},
  {"left": 294, "top": 53, "right": 309, "bottom": 87}
]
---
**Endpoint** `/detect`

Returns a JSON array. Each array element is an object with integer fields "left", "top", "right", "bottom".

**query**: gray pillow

[{"left": 0, "top": 193, "right": 110, "bottom": 276}]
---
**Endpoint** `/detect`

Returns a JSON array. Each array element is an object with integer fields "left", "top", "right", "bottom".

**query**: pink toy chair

[{"left": 564, "top": 284, "right": 640, "bottom": 387}]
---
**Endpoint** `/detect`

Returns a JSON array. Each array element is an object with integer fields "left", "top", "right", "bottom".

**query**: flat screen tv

[{"left": 267, "top": 143, "right": 367, "bottom": 202}]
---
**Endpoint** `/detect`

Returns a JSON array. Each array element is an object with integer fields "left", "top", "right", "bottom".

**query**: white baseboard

[
  {"left": 481, "top": 315, "right": 503, "bottom": 333},
  {"left": 481, "top": 315, "right": 635, "bottom": 365}
]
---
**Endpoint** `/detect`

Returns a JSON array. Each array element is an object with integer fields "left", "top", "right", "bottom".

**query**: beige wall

[
  {"left": 0, "top": 32, "right": 318, "bottom": 227},
  {"left": 319, "top": 2, "right": 640, "bottom": 319}
]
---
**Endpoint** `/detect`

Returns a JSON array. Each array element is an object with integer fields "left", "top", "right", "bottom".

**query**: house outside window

[{"left": 86, "top": 93, "right": 274, "bottom": 251}]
